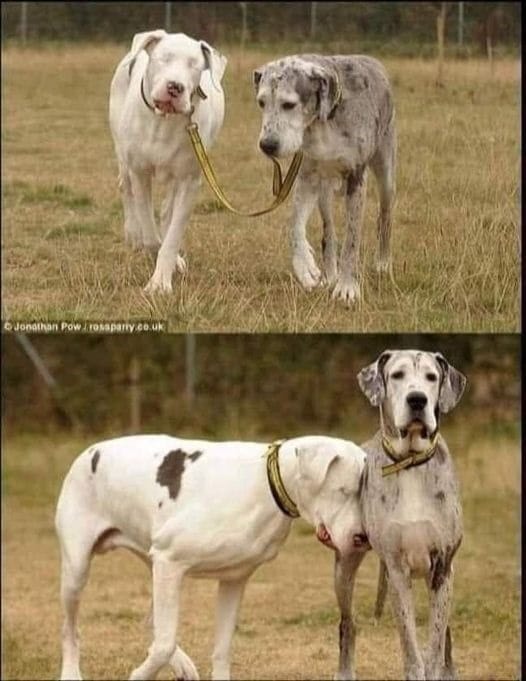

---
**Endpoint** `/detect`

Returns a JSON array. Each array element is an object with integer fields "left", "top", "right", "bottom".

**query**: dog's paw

[
  {"left": 332, "top": 277, "right": 361, "bottom": 306},
  {"left": 170, "top": 646, "right": 199, "bottom": 681},
  {"left": 293, "top": 252, "right": 322, "bottom": 290},
  {"left": 175, "top": 254, "right": 187, "bottom": 274},
  {"left": 143, "top": 271, "right": 173, "bottom": 294},
  {"left": 375, "top": 257, "right": 391, "bottom": 274}
]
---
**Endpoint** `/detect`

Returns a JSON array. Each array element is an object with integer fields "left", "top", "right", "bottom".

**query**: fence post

[
  {"left": 165, "top": 2, "right": 172, "bottom": 32},
  {"left": 129, "top": 355, "right": 141, "bottom": 432},
  {"left": 20, "top": 2, "right": 28, "bottom": 45},
  {"left": 458, "top": 2, "right": 464, "bottom": 46},
  {"left": 310, "top": 2, "right": 317, "bottom": 40},
  {"left": 185, "top": 334, "right": 196, "bottom": 405}
]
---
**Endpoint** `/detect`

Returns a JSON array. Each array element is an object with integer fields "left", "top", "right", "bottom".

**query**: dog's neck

[
  {"left": 266, "top": 442, "right": 301, "bottom": 519},
  {"left": 379, "top": 408, "right": 438, "bottom": 459}
]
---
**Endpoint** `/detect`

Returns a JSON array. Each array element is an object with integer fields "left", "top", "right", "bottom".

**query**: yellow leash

[{"left": 186, "top": 121, "right": 303, "bottom": 217}]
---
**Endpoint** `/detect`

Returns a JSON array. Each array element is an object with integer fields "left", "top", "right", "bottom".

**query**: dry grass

[
  {"left": 2, "top": 421, "right": 520, "bottom": 680},
  {"left": 1, "top": 45, "right": 520, "bottom": 332}
]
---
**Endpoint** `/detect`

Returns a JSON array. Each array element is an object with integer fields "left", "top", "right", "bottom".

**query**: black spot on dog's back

[
  {"left": 188, "top": 450, "right": 203, "bottom": 462},
  {"left": 435, "top": 490, "right": 445, "bottom": 502},
  {"left": 91, "top": 450, "right": 100, "bottom": 473},
  {"left": 156, "top": 449, "right": 186, "bottom": 500}
]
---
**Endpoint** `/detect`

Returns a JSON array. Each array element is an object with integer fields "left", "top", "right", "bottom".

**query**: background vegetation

[{"left": 1, "top": 1, "right": 521, "bottom": 57}]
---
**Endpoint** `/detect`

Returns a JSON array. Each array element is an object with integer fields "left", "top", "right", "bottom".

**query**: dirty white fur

[
  {"left": 109, "top": 30, "right": 226, "bottom": 293},
  {"left": 55, "top": 434, "right": 367, "bottom": 680}
]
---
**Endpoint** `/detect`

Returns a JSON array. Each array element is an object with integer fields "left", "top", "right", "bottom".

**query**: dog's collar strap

[
  {"left": 140, "top": 77, "right": 155, "bottom": 112},
  {"left": 140, "top": 78, "right": 207, "bottom": 114},
  {"left": 381, "top": 433, "right": 439, "bottom": 477},
  {"left": 266, "top": 440, "right": 299, "bottom": 518},
  {"left": 329, "top": 71, "right": 343, "bottom": 118}
]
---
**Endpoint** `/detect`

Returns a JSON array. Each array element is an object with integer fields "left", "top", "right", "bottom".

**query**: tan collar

[
  {"left": 265, "top": 440, "right": 299, "bottom": 518},
  {"left": 381, "top": 432, "right": 439, "bottom": 477}
]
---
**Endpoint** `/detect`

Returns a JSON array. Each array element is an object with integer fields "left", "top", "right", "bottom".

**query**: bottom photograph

[{"left": 2, "top": 334, "right": 520, "bottom": 681}]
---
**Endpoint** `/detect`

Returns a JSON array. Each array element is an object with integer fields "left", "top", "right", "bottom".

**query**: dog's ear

[
  {"left": 357, "top": 351, "right": 392, "bottom": 407},
  {"left": 434, "top": 353, "right": 467, "bottom": 414},
  {"left": 200, "top": 41, "right": 227, "bottom": 91},
  {"left": 296, "top": 446, "right": 341, "bottom": 490},
  {"left": 310, "top": 65, "right": 340, "bottom": 122},
  {"left": 127, "top": 29, "right": 166, "bottom": 62},
  {"left": 253, "top": 68, "right": 263, "bottom": 92}
]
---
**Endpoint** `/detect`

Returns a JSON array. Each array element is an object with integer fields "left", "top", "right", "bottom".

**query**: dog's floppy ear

[
  {"left": 357, "top": 351, "right": 392, "bottom": 407},
  {"left": 434, "top": 353, "right": 467, "bottom": 414},
  {"left": 200, "top": 41, "right": 227, "bottom": 91},
  {"left": 296, "top": 445, "right": 341, "bottom": 491},
  {"left": 253, "top": 68, "right": 263, "bottom": 92},
  {"left": 309, "top": 64, "right": 340, "bottom": 122},
  {"left": 127, "top": 29, "right": 166, "bottom": 62}
]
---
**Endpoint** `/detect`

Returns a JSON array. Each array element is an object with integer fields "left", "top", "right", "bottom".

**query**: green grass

[
  {"left": 1, "top": 422, "right": 520, "bottom": 680},
  {"left": 1, "top": 46, "right": 520, "bottom": 331}
]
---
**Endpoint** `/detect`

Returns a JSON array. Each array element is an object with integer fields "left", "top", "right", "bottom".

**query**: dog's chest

[{"left": 304, "top": 122, "right": 369, "bottom": 168}]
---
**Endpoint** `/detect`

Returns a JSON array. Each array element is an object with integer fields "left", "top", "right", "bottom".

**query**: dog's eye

[
  {"left": 257, "top": 99, "right": 265, "bottom": 109},
  {"left": 391, "top": 370, "right": 405, "bottom": 380},
  {"left": 426, "top": 373, "right": 438, "bottom": 382},
  {"left": 282, "top": 101, "right": 297, "bottom": 110}
]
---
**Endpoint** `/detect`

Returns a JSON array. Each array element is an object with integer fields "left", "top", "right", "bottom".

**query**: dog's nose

[
  {"left": 167, "top": 81, "right": 185, "bottom": 96},
  {"left": 259, "top": 137, "right": 279, "bottom": 156},
  {"left": 406, "top": 391, "right": 428, "bottom": 411}
]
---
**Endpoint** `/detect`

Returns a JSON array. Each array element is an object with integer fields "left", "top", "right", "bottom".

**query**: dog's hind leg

[
  {"left": 370, "top": 124, "right": 396, "bottom": 274},
  {"left": 318, "top": 181, "right": 338, "bottom": 287},
  {"left": 56, "top": 510, "right": 105, "bottom": 681}
]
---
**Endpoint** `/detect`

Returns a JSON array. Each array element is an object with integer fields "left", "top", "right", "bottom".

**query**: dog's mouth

[
  {"left": 316, "top": 524, "right": 370, "bottom": 552},
  {"left": 400, "top": 419, "right": 429, "bottom": 439},
  {"left": 316, "top": 524, "right": 336, "bottom": 550},
  {"left": 153, "top": 99, "right": 187, "bottom": 115}
]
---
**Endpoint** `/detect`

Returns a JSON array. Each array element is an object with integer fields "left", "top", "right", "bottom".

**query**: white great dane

[
  {"left": 55, "top": 435, "right": 369, "bottom": 680},
  {"left": 109, "top": 30, "right": 226, "bottom": 292}
]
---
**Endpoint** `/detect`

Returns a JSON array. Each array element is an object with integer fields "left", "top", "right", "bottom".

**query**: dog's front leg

[
  {"left": 334, "top": 552, "right": 365, "bottom": 681},
  {"left": 129, "top": 556, "right": 188, "bottom": 681},
  {"left": 129, "top": 169, "right": 162, "bottom": 252},
  {"left": 332, "top": 168, "right": 367, "bottom": 306},
  {"left": 385, "top": 559, "right": 425, "bottom": 681},
  {"left": 425, "top": 567, "right": 456, "bottom": 681},
  {"left": 290, "top": 171, "right": 322, "bottom": 290},
  {"left": 144, "top": 175, "right": 199, "bottom": 294},
  {"left": 211, "top": 576, "right": 250, "bottom": 680}
]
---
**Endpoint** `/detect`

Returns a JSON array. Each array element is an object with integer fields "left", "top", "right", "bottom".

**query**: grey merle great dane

[
  {"left": 254, "top": 54, "right": 396, "bottom": 305},
  {"left": 334, "top": 350, "right": 466, "bottom": 681}
]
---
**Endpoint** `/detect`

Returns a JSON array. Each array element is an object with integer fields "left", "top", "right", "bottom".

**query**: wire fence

[{"left": 1, "top": 2, "right": 521, "bottom": 56}]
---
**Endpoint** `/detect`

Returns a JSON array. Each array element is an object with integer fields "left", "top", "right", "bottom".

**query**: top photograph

[{"left": 2, "top": 1, "right": 520, "bottom": 333}]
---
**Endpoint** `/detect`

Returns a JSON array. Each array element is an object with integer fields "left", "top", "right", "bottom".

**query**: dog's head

[
  {"left": 126, "top": 30, "right": 226, "bottom": 116},
  {"left": 253, "top": 55, "right": 341, "bottom": 157},
  {"left": 357, "top": 350, "right": 466, "bottom": 456},
  {"left": 293, "top": 438, "right": 369, "bottom": 558}
]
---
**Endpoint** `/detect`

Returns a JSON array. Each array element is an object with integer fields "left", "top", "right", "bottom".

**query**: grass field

[
  {"left": 1, "top": 45, "right": 520, "bottom": 332},
  {"left": 2, "top": 418, "right": 520, "bottom": 680}
]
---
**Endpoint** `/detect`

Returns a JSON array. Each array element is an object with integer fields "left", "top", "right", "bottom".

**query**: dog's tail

[{"left": 373, "top": 559, "right": 388, "bottom": 622}]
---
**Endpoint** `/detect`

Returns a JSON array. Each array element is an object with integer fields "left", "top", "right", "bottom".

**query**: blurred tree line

[
  {"left": 1, "top": 2, "right": 521, "bottom": 56},
  {"left": 2, "top": 334, "right": 519, "bottom": 437}
]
